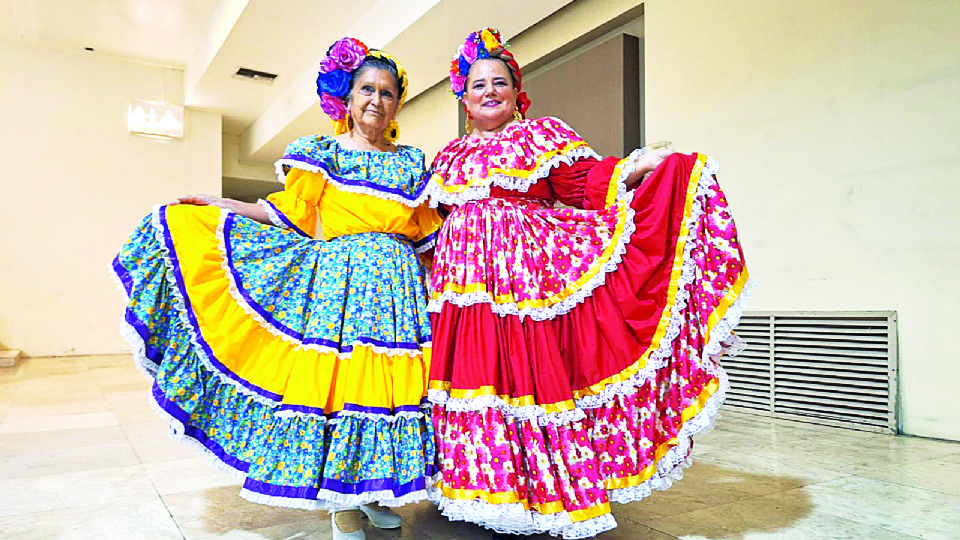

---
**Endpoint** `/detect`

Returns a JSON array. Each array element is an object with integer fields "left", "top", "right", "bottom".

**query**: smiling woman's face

[
  {"left": 347, "top": 67, "right": 399, "bottom": 134},
  {"left": 463, "top": 58, "right": 517, "bottom": 133}
]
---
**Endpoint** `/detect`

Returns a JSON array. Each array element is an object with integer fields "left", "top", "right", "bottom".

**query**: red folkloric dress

[{"left": 424, "top": 116, "right": 750, "bottom": 538}]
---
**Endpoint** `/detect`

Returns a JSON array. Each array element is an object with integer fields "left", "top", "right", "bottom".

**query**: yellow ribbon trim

[
  {"left": 430, "top": 200, "right": 630, "bottom": 310},
  {"left": 428, "top": 381, "right": 577, "bottom": 414},
  {"left": 603, "top": 376, "right": 720, "bottom": 490},
  {"left": 705, "top": 268, "right": 750, "bottom": 346},
  {"left": 604, "top": 157, "right": 631, "bottom": 208},
  {"left": 438, "top": 484, "right": 611, "bottom": 522},
  {"left": 432, "top": 140, "right": 592, "bottom": 194}
]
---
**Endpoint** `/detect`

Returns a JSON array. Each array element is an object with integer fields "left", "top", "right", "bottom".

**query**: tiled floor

[{"left": 2, "top": 355, "right": 959, "bottom": 540}]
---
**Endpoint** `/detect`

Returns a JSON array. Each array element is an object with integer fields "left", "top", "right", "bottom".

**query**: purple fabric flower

[
  {"left": 328, "top": 38, "right": 367, "bottom": 72},
  {"left": 319, "top": 94, "right": 347, "bottom": 120},
  {"left": 319, "top": 55, "right": 339, "bottom": 74}
]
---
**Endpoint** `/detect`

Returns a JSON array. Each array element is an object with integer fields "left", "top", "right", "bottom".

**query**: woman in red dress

[{"left": 425, "top": 28, "right": 751, "bottom": 539}]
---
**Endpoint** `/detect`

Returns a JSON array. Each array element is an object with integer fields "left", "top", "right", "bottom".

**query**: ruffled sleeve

[
  {"left": 411, "top": 204, "right": 443, "bottom": 255},
  {"left": 550, "top": 145, "right": 651, "bottom": 210},
  {"left": 258, "top": 168, "right": 326, "bottom": 238}
]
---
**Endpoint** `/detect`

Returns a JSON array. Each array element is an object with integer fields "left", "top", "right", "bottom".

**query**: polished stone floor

[{"left": 1, "top": 355, "right": 959, "bottom": 539}]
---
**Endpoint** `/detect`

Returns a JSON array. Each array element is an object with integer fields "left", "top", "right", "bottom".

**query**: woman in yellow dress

[{"left": 111, "top": 37, "right": 441, "bottom": 540}]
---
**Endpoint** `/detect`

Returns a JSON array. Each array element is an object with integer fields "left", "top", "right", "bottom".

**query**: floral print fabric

[{"left": 426, "top": 144, "right": 749, "bottom": 539}]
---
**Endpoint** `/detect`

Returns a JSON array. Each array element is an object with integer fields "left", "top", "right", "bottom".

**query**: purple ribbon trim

[
  {"left": 243, "top": 472, "right": 431, "bottom": 501},
  {"left": 413, "top": 230, "right": 438, "bottom": 250},
  {"left": 152, "top": 383, "right": 434, "bottom": 502},
  {"left": 152, "top": 382, "right": 251, "bottom": 472},
  {"left": 280, "top": 155, "right": 430, "bottom": 203},
  {"left": 276, "top": 402, "right": 424, "bottom": 417},
  {"left": 112, "top": 256, "right": 162, "bottom": 366},
  {"left": 158, "top": 206, "right": 283, "bottom": 402},
  {"left": 222, "top": 213, "right": 429, "bottom": 350},
  {"left": 261, "top": 199, "right": 311, "bottom": 238}
]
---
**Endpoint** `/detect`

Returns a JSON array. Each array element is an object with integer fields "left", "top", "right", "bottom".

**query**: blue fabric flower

[
  {"left": 458, "top": 56, "right": 471, "bottom": 77},
  {"left": 477, "top": 41, "right": 490, "bottom": 59},
  {"left": 318, "top": 69, "right": 351, "bottom": 98}
]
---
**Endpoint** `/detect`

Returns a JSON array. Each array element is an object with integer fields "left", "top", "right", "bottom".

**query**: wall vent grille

[{"left": 724, "top": 311, "right": 898, "bottom": 433}]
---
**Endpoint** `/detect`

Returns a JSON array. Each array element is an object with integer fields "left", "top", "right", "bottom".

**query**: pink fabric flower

[
  {"left": 459, "top": 39, "right": 478, "bottom": 64},
  {"left": 450, "top": 73, "right": 466, "bottom": 95},
  {"left": 328, "top": 38, "right": 367, "bottom": 72},
  {"left": 320, "top": 94, "right": 347, "bottom": 121}
]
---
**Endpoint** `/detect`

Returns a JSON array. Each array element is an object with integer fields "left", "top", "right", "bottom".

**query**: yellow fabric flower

[{"left": 480, "top": 29, "right": 500, "bottom": 52}]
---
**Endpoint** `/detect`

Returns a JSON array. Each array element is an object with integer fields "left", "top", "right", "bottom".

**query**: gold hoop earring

[
  {"left": 346, "top": 111, "right": 353, "bottom": 130},
  {"left": 383, "top": 120, "right": 400, "bottom": 143},
  {"left": 513, "top": 109, "right": 523, "bottom": 122}
]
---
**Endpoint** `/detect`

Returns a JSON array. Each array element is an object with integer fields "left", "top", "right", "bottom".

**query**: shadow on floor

[
  {"left": 610, "top": 461, "right": 814, "bottom": 539},
  {"left": 187, "top": 460, "right": 812, "bottom": 540}
]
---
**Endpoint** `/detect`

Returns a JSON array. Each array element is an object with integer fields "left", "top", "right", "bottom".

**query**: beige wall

[
  {"left": 0, "top": 42, "right": 222, "bottom": 356},
  {"left": 643, "top": 0, "right": 960, "bottom": 440}
]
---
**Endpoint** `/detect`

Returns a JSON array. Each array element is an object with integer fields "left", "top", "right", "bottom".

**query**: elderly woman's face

[
  {"left": 348, "top": 67, "right": 400, "bottom": 134},
  {"left": 464, "top": 58, "right": 517, "bottom": 131}
]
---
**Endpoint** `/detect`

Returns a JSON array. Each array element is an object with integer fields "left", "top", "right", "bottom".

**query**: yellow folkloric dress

[{"left": 111, "top": 135, "right": 442, "bottom": 509}]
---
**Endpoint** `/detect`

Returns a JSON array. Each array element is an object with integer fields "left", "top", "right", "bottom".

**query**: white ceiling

[
  {"left": 1, "top": 0, "right": 575, "bottom": 163},
  {"left": 0, "top": 0, "right": 220, "bottom": 66}
]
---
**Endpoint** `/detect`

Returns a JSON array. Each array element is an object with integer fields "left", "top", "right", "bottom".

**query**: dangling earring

[
  {"left": 383, "top": 119, "right": 400, "bottom": 143},
  {"left": 464, "top": 115, "right": 473, "bottom": 134},
  {"left": 346, "top": 111, "right": 353, "bottom": 130},
  {"left": 513, "top": 108, "right": 523, "bottom": 122}
]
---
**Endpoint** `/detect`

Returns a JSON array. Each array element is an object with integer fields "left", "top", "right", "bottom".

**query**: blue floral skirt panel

[{"left": 111, "top": 205, "right": 436, "bottom": 509}]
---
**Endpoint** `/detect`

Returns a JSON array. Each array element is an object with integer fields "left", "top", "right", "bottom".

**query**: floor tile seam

[{"left": 846, "top": 470, "right": 960, "bottom": 501}]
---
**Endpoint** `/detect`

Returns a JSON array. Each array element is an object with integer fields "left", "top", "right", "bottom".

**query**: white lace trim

[
  {"left": 275, "top": 159, "right": 430, "bottom": 209},
  {"left": 427, "top": 145, "right": 602, "bottom": 208},
  {"left": 146, "top": 385, "right": 249, "bottom": 481},
  {"left": 607, "top": 366, "right": 728, "bottom": 504},
  {"left": 275, "top": 408, "right": 426, "bottom": 422},
  {"left": 426, "top": 389, "right": 587, "bottom": 426},
  {"left": 427, "top": 157, "right": 640, "bottom": 322},
  {"left": 109, "top": 264, "right": 162, "bottom": 379},
  {"left": 430, "top": 494, "right": 617, "bottom": 539},
  {"left": 256, "top": 199, "right": 289, "bottom": 229},
  {"left": 414, "top": 235, "right": 437, "bottom": 254}
]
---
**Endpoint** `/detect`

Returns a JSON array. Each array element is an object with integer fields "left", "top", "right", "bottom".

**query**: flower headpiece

[
  {"left": 316, "top": 37, "right": 409, "bottom": 142},
  {"left": 448, "top": 27, "right": 530, "bottom": 117}
]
